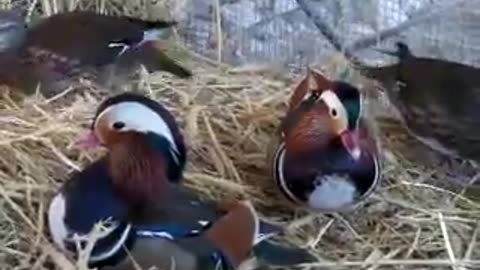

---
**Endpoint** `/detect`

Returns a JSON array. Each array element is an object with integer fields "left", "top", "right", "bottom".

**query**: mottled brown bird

[
  {"left": 0, "top": 10, "right": 191, "bottom": 98},
  {"left": 355, "top": 42, "right": 480, "bottom": 167}
]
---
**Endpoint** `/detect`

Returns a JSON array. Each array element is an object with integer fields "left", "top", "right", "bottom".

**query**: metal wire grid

[{"left": 181, "top": 0, "right": 480, "bottom": 69}]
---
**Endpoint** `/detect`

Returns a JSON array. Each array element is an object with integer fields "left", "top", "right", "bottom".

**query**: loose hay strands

[
  {"left": 1, "top": 61, "right": 479, "bottom": 269},
  {"left": 0, "top": 1, "right": 479, "bottom": 270}
]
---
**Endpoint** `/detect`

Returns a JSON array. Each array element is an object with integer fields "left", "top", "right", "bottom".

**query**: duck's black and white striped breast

[
  {"left": 47, "top": 191, "right": 133, "bottom": 266},
  {"left": 271, "top": 141, "right": 304, "bottom": 205},
  {"left": 48, "top": 193, "right": 70, "bottom": 252}
]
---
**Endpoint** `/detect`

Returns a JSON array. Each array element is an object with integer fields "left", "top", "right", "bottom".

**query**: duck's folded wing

[{"left": 130, "top": 183, "right": 222, "bottom": 232}]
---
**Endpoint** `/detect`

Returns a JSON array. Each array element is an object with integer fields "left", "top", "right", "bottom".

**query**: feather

[
  {"left": 108, "top": 132, "right": 168, "bottom": 204},
  {"left": 204, "top": 201, "right": 257, "bottom": 268},
  {"left": 289, "top": 68, "right": 332, "bottom": 110}
]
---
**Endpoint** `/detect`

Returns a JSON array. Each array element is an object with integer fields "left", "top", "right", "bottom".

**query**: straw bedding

[{"left": 0, "top": 2, "right": 479, "bottom": 270}]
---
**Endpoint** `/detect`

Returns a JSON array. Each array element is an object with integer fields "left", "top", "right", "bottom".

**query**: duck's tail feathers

[{"left": 117, "top": 43, "right": 192, "bottom": 78}]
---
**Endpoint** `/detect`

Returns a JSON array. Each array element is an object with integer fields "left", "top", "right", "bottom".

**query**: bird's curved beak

[
  {"left": 74, "top": 130, "right": 102, "bottom": 151},
  {"left": 339, "top": 129, "right": 362, "bottom": 160}
]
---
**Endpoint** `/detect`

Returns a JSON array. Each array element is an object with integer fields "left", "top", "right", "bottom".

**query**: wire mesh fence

[{"left": 179, "top": 0, "right": 480, "bottom": 70}]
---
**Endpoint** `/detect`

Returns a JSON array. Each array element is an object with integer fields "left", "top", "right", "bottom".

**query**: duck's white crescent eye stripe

[
  {"left": 319, "top": 90, "right": 342, "bottom": 111},
  {"left": 95, "top": 102, "right": 179, "bottom": 154},
  {"left": 319, "top": 90, "right": 349, "bottom": 128}
]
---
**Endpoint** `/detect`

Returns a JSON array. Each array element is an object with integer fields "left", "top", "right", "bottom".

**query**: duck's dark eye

[
  {"left": 330, "top": 108, "right": 338, "bottom": 117},
  {"left": 112, "top": 121, "right": 125, "bottom": 130}
]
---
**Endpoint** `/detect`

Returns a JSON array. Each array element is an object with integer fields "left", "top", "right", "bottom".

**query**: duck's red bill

[
  {"left": 74, "top": 131, "right": 101, "bottom": 151},
  {"left": 340, "top": 130, "right": 361, "bottom": 160}
]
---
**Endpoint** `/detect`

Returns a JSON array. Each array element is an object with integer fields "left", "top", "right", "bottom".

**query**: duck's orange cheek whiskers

[
  {"left": 74, "top": 131, "right": 102, "bottom": 151},
  {"left": 340, "top": 130, "right": 361, "bottom": 160}
]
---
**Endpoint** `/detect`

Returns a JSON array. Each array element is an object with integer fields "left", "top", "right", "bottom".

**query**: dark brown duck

[
  {"left": 0, "top": 10, "right": 191, "bottom": 98},
  {"left": 355, "top": 42, "right": 480, "bottom": 164}
]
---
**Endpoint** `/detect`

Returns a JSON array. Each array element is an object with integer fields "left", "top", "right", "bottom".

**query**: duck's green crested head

[
  {"left": 332, "top": 81, "right": 362, "bottom": 130},
  {"left": 282, "top": 68, "right": 363, "bottom": 160}
]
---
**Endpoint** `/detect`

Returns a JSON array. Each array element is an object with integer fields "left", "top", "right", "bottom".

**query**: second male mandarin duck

[
  {"left": 0, "top": 10, "right": 191, "bottom": 98},
  {"left": 267, "top": 68, "right": 381, "bottom": 212},
  {"left": 48, "top": 93, "right": 317, "bottom": 269},
  {"left": 355, "top": 42, "right": 480, "bottom": 167}
]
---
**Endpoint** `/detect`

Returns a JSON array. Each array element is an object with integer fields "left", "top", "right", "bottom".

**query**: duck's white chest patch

[
  {"left": 307, "top": 175, "right": 358, "bottom": 210},
  {"left": 48, "top": 193, "right": 69, "bottom": 251}
]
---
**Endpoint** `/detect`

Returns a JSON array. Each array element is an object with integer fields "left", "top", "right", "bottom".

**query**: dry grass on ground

[{"left": 0, "top": 0, "right": 479, "bottom": 269}]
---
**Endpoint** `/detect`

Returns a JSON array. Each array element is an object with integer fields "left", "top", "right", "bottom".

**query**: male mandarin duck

[
  {"left": 75, "top": 92, "right": 187, "bottom": 188},
  {"left": 0, "top": 10, "right": 191, "bottom": 98},
  {"left": 355, "top": 42, "right": 480, "bottom": 166},
  {"left": 267, "top": 68, "right": 381, "bottom": 212},
  {"left": 48, "top": 92, "right": 317, "bottom": 269}
]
